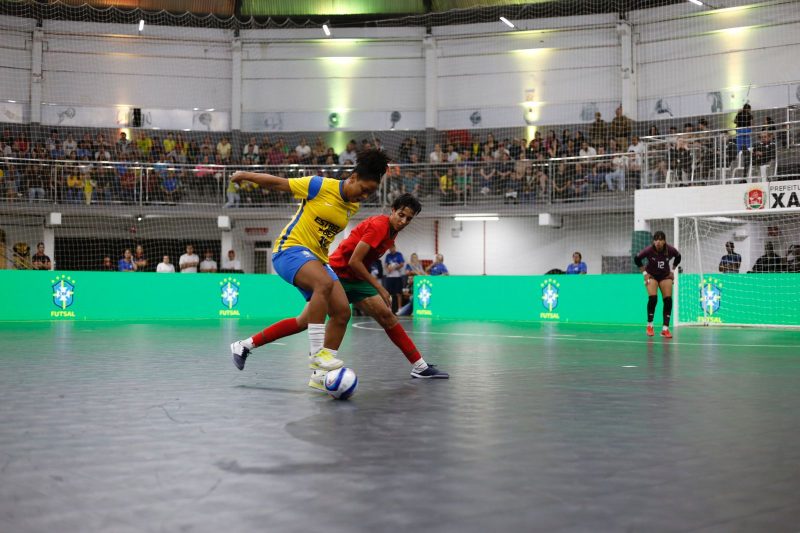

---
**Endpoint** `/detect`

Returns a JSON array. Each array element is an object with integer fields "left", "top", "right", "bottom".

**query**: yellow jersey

[{"left": 273, "top": 176, "right": 360, "bottom": 263}]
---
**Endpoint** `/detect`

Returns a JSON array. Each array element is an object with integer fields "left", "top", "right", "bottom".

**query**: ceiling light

[
  {"left": 688, "top": 0, "right": 704, "bottom": 5},
  {"left": 322, "top": 24, "right": 331, "bottom": 37},
  {"left": 454, "top": 213, "right": 499, "bottom": 222},
  {"left": 499, "top": 16, "right": 515, "bottom": 28},
  {"left": 138, "top": 19, "right": 145, "bottom": 32}
]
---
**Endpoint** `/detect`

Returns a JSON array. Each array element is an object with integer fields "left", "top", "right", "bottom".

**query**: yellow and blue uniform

[{"left": 272, "top": 175, "right": 360, "bottom": 300}]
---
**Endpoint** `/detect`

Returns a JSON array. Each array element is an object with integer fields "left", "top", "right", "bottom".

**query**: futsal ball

[{"left": 324, "top": 367, "right": 358, "bottom": 400}]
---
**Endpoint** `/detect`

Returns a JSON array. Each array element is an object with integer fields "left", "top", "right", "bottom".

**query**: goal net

[{"left": 675, "top": 209, "right": 800, "bottom": 328}]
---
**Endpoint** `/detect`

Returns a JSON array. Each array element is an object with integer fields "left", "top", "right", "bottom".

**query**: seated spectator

[
  {"left": 118, "top": 248, "right": 136, "bottom": 272},
  {"left": 66, "top": 167, "right": 84, "bottom": 204},
  {"left": 718, "top": 241, "right": 742, "bottom": 273},
  {"left": 571, "top": 163, "right": 589, "bottom": 199},
  {"left": 199, "top": 250, "right": 218, "bottom": 273},
  {"left": 221, "top": 249, "right": 242, "bottom": 272},
  {"left": 606, "top": 151, "right": 627, "bottom": 192},
  {"left": 216, "top": 136, "right": 232, "bottom": 164},
  {"left": 116, "top": 131, "right": 130, "bottom": 156},
  {"left": 339, "top": 140, "right": 358, "bottom": 165},
  {"left": 552, "top": 163, "right": 572, "bottom": 200},
  {"left": 161, "top": 171, "right": 181, "bottom": 203},
  {"left": 439, "top": 168, "right": 458, "bottom": 205},
  {"left": 295, "top": 137, "right": 312, "bottom": 162},
  {"left": 426, "top": 253, "right": 449, "bottom": 276},
  {"left": 579, "top": 141, "right": 596, "bottom": 158},
  {"left": 750, "top": 242, "right": 786, "bottom": 273},
  {"left": 402, "top": 169, "right": 421, "bottom": 197},
  {"left": 585, "top": 164, "right": 605, "bottom": 192},
  {"left": 478, "top": 157, "right": 497, "bottom": 195},
  {"left": 566, "top": 252, "right": 587, "bottom": 274},
  {"left": 63, "top": 134, "right": 77, "bottom": 155},
  {"left": 224, "top": 178, "right": 240, "bottom": 208},
  {"left": 405, "top": 252, "right": 426, "bottom": 277},
  {"left": 156, "top": 255, "right": 175, "bottom": 273}
]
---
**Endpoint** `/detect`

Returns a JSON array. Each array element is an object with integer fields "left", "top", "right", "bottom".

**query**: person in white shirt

[
  {"left": 221, "top": 249, "right": 242, "bottom": 271},
  {"left": 606, "top": 152, "right": 627, "bottom": 192},
  {"left": 295, "top": 137, "right": 312, "bottom": 162},
  {"left": 156, "top": 255, "right": 175, "bottom": 273},
  {"left": 199, "top": 250, "right": 218, "bottom": 273},
  {"left": 579, "top": 141, "right": 597, "bottom": 158},
  {"left": 179, "top": 244, "right": 200, "bottom": 273}
]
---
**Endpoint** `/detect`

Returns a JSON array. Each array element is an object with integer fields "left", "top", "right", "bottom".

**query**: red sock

[
  {"left": 385, "top": 323, "right": 421, "bottom": 364},
  {"left": 251, "top": 318, "right": 303, "bottom": 348}
]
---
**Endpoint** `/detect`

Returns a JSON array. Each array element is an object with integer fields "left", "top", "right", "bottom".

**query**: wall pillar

[
  {"left": 30, "top": 26, "right": 44, "bottom": 124},
  {"left": 616, "top": 21, "right": 638, "bottom": 121}
]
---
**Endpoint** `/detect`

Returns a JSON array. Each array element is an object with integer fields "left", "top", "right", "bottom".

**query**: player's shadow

[{"left": 235, "top": 384, "right": 309, "bottom": 395}]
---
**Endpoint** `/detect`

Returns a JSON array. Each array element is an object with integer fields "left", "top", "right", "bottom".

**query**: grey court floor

[{"left": 1, "top": 318, "right": 799, "bottom": 533}]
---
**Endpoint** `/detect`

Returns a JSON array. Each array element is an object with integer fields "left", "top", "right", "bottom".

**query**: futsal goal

[{"left": 673, "top": 207, "right": 800, "bottom": 328}]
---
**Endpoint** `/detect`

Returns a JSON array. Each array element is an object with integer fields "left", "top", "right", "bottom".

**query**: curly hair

[
  {"left": 354, "top": 149, "right": 390, "bottom": 182},
  {"left": 391, "top": 193, "right": 422, "bottom": 215}
]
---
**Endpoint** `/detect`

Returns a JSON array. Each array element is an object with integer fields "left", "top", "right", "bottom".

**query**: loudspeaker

[{"left": 132, "top": 108, "right": 142, "bottom": 127}]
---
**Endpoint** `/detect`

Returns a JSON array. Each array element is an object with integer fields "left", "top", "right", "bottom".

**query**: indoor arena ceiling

[{"left": 37, "top": 0, "right": 689, "bottom": 22}]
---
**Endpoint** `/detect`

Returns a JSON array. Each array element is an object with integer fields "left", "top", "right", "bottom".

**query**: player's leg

[
  {"left": 658, "top": 277, "right": 674, "bottom": 338},
  {"left": 355, "top": 294, "right": 449, "bottom": 379},
  {"left": 293, "top": 260, "right": 344, "bottom": 370},
  {"left": 645, "top": 273, "right": 658, "bottom": 336},
  {"left": 230, "top": 305, "right": 309, "bottom": 370}
]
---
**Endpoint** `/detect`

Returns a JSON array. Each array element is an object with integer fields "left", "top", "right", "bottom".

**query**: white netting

[
  {"left": 0, "top": 0, "right": 799, "bottom": 288},
  {"left": 675, "top": 210, "right": 800, "bottom": 326}
]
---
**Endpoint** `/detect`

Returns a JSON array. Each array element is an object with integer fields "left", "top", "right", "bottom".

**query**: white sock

[
  {"left": 413, "top": 358, "right": 428, "bottom": 371},
  {"left": 648, "top": 322, "right": 653, "bottom": 327},
  {"left": 662, "top": 325, "right": 669, "bottom": 330},
  {"left": 326, "top": 348, "right": 338, "bottom": 358},
  {"left": 308, "top": 324, "right": 325, "bottom": 355},
  {"left": 242, "top": 338, "right": 255, "bottom": 350}
]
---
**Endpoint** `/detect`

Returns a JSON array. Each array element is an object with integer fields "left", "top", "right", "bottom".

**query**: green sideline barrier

[
  {"left": 1, "top": 271, "right": 797, "bottom": 326},
  {"left": 412, "top": 274, "right": 800, "bottom": 327},
  {"left": 0, "top": 271, "right": 305, "bottom": 321}
]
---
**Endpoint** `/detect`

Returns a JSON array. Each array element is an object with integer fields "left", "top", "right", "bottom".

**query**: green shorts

[{"left": 339, "top": 278, "right": 378, "bottom": 304}]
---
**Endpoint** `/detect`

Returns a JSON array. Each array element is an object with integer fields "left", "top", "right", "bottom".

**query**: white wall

[{"left": 3, "top": 1, "right": 798, "bottom": 130}]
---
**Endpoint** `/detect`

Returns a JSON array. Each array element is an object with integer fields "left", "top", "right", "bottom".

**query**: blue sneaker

[
  {"left": 230, "top": 341, "right": 250, "bottom": 371},
  {"left": 410, "top": 364, "right": 449, "bottom": 379}
]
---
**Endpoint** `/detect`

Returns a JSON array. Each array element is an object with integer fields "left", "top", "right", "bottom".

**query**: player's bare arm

[
  {"left": 230, "top": 170, "right": 291, "bottom": 192},
  {"left": 348, "top": 241, "right": 392, "bottom": 307}
]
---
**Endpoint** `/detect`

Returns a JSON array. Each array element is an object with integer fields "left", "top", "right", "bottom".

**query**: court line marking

[{"left": 351, "top": 321, "right": 800, "bottom": 349}]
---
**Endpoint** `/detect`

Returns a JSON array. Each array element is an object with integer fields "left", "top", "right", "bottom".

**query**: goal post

[{"left": 673, "top": 208, "right": 800, "bottom": 328}]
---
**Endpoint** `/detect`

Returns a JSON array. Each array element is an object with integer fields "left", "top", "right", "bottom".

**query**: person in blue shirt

[
  {"left": 118, "top": 248, "right": 136, "bottom": 272},
  {"left": 383, "top": 245, "right": 406, "bottom": 313},
  {"left": 718, "top": 241, "right": 742, "bottom": 273},
  {"left": 565, "top": 251, "right": 587, "bottom": 274},
  {"left": 426, "top": 253, "right": 449, "bottom": 276}
]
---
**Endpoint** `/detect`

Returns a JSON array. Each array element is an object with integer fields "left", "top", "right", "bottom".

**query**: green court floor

[{"left": 1, "top": 319, "right": 799, "bottom": 532}]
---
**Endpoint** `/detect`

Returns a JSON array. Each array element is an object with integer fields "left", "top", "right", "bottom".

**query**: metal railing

[{"left": 641, "top": 119, "right": 800, "bottom": 188}]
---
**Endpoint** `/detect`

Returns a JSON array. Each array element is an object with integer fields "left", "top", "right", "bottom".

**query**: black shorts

[
  {"left": 648, "top": 271, "right": 674, "bottom": 283},
  {"left": 383, "top": 276, "right": 405, "bottom": 294}
]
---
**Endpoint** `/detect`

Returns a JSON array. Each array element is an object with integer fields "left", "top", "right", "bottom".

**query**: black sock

[
  {"left": 647, "top": 295, "right": 657, "bottom": 323},
  {"left": 663, "top": 297, "right": 672, "bottom": 327}
]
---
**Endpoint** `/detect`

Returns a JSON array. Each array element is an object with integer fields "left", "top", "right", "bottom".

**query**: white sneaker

[
  {"left": 308, "top": 348, "right": 344, "bottom": 371},
  {"left": 308, "top": 369, "right": 327, "bottom": 392},
  {"left": 231, "top": 341, "right": 250, "bottom": 371}
]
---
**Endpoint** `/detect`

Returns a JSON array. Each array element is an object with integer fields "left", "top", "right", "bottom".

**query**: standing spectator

[
  {"left": 222, "top": 249, "right": 242, "bottom": 271},
  {"left": 136, "top": 132, "right": 153, "bottom": 159},
  {"left": 734, "top": 103, "right": 753, "bottom": 152},
  {"left": 718, "top": 241, "right": 742, "bottom": 273},
  {"left": 610, "top": 106, "right": 633, "bottom": 149},
  {"left": 156, "top": 255, "right": 176, "bottom": 273},
  {"left": 133, "top": 244, "right": 148, "bottom": 272},
  {"left": 426, "top": 253, "right": 449, "bottom": 276},
  {"left": 751, "top": 242, "right": 785, "bottom": 273},
  {"left": 384, "top": 244, "right": 405, "bottom": 313},
  {"left": 199, "top": 250, "right": 218, "bottom": 273},
  {"left": 566, "top": 252, "right": 588, "bottom": 274},
  {"left": 118, "top": 248, "right": 136, "bottom": 272},
  {"left": 752, "top": 132, "right": 776, "bottom": 179},
  {"left": 100, "top": 255, "right": 115, "bottom": 271},
  {"left": 31, "top": 242, "right": 52, "bottom": 270},
  {"left": 179, "top": 244, "right": 200, "bottom": 273}
]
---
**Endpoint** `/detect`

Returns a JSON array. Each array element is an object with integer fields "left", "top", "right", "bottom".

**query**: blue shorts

[{"left": 272, "top": 247, "right": 338, "bottom": 302}]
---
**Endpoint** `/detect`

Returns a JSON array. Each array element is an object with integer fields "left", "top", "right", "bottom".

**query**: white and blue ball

[{"left": 324, "top": 367, "right": 358, "bottom": 400}]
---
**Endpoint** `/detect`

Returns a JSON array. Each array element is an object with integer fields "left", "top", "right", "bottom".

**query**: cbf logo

[
  {"left": 414, "top": 279, "right": 433, "bottom": 316},
  {"left": 219, "top": 277, "right": 241, "bottom": 316},
  {"left": 51, "top": 274, "right": 76, "bottom": 318},
  {"left": 745, "top": 186, "right": 766, "bottom": 210},
  {"left": 698, "top": 277, "right": 723, "bottom": 323},
  {"left": 539, "top": 278, "right": 560, "bottom": 320}
]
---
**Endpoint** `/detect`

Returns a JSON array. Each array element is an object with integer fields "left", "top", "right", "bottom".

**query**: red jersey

[{"left": 329, "top": 215, "right": 397, "bottom": 280}]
